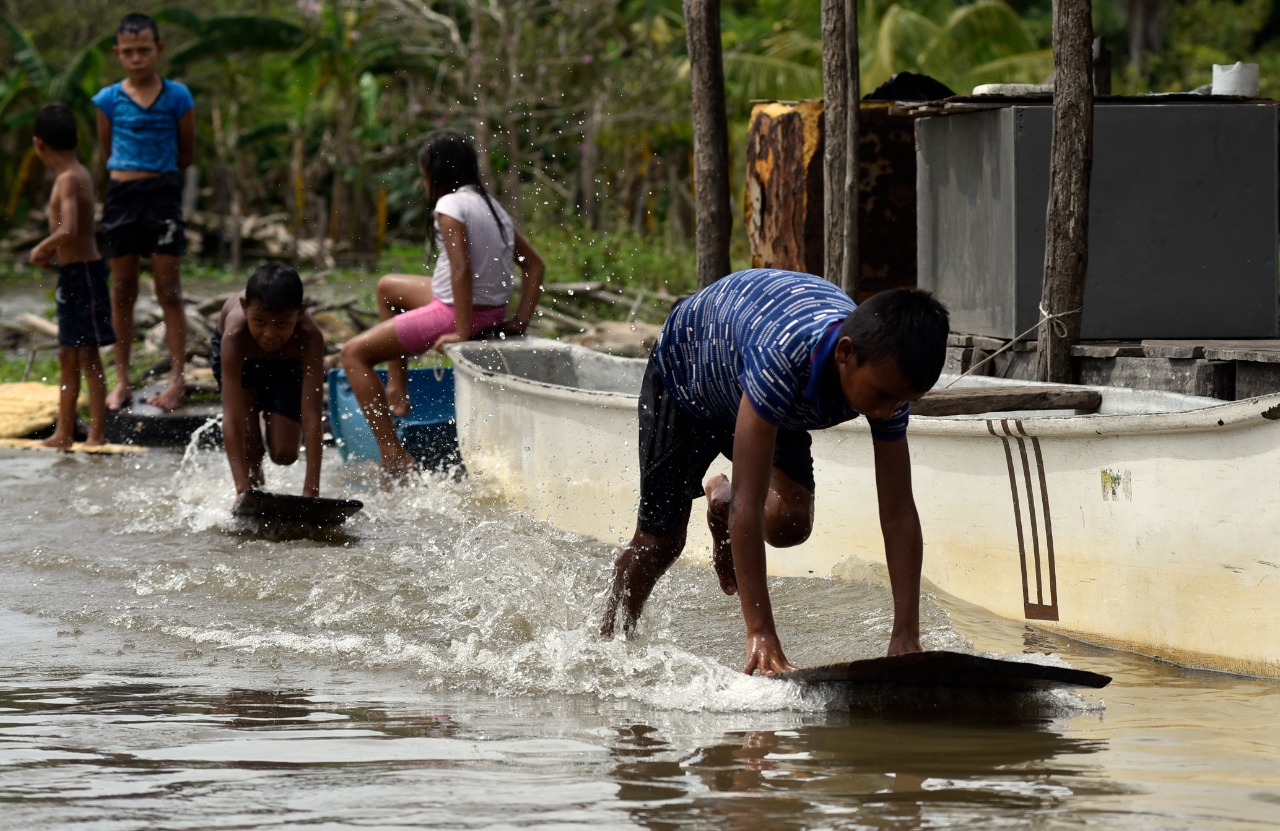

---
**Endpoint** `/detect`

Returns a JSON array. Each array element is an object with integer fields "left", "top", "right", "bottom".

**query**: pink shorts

[{"left": 392, "top": 299, "right": 508, "bottom": 355}]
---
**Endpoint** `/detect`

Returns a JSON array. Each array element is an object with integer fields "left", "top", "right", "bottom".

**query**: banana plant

[
  {"left": 0, "top": 13, "right": 108, "bottom": 220},
  {"left": 722, "top": 0, "right": 1053, "bottom": 103}
]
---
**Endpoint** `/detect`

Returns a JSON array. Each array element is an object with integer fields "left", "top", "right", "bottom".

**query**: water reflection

[{"left": 613, "top": 719, "right": 1115, "bottom": 830}]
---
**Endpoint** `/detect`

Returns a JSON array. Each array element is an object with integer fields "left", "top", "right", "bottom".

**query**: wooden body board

[
  {"left": 774, "top": 651, "right": 1111, "bottom": 691},
  {"left": 0, "top": 437, "right": 145, "bottom": 455},
  {"left": 104, "top": 385, "right": 222, "bottom": 448},
  {"left": 231, "top": 489, "right": 363, "bottom": 527}
]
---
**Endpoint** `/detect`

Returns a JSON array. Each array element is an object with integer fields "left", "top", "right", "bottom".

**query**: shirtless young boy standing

[
  {"left": 29, "top": 103, "right": 115, "bottom": 449},
  {"left": 212, "top": 263, "right": 326, "bottom": 502}
]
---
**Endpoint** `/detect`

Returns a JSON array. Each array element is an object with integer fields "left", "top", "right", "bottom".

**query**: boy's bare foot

[
  {"left": 40, "top": 433, "right": 75, "bottom": 451},
  {"left": 379, "top": 449, "right": 418, "bottom": 489},
  {"left": 106, "top": 384, "right": 132, "bottom": 412},
  {"left": 705, "top": 473, "right": 737, "bottom": 595},
  {"left": 386, "top": 385, "right": 411, "bottom": 418},
  {"left": 145, "top": 377, "right": 186, "bottom": 412},
  {"left": 83, "top": 436, "right": 106, "bottom": 448}
]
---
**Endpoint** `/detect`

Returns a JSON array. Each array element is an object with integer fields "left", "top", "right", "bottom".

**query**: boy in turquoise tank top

[{"left": 93, "top": 12, "right": 195, "bottom": 412}]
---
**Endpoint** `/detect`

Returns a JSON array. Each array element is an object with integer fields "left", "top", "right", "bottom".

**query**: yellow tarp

[
  {"left": 0, "top": 382, "right": 60, "bottom": 439},
  {"left": 0, "top": 437, "right": 143, "bottom": 455}
]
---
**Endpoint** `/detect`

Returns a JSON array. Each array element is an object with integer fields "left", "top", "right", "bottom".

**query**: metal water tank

[{"left": 917, "top": 102, "right": 1279, "bottom": 339}]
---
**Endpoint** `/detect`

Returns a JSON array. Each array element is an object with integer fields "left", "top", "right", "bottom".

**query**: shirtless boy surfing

[{"left": 213, "top": 264, "right": 326, "bottom": 502}]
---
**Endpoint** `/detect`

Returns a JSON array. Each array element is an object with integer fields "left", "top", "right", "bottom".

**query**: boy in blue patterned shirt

[
  {"left": 93, "top": 12, "right": 195, "bottom": 412},
  {"left": 601, "top": 269, "right": 950, "bottom": 675}
]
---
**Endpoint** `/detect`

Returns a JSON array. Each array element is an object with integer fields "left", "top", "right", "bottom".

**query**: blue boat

[{"left": 326, "top": 366, "right": 461, "bottom": 470}]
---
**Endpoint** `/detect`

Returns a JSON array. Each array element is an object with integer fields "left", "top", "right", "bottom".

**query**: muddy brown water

[{"left": 1, "top": 441, "right": 1276, "bottom": 829}]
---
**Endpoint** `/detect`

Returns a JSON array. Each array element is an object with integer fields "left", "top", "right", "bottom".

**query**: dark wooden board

[
  {"left": 774, "top": 650, "right": 1111, "bottom": 691},
  {"left": 914, "top": 385, "right": 1102, "bottom": 416},
  {"left": 104, "top": 386, "right": 222, "bottom": 448},
  {"left": 231, "top": 489, "right": 363, "bottom": 527}
]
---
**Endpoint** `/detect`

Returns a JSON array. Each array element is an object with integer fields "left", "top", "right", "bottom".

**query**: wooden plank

[
  {"left": 232, "top": 489, "right": 363, "bottom": 527},
  {"left": 915, "top": 385, "right": 1101, "bottom": 416},
  {"left": 1197, "top": 340, "right": 1280, "bottom": 364},
  {"left": 774, "top": 650, "right": 1111, "bottom": 691}
]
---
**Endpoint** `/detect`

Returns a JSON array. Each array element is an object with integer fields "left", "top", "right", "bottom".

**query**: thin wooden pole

[
  {"left": 821, "top": 0, "right": 847, "bottom": 288},
  {"left": 683, "top": 0, "right": 732, "bottom": 288},
  {"left": 841, "top": 0, "right": 859, "bottom": 296},
  {"left": 1037, "top": 0, "right": 1094, "bottom": 382}
]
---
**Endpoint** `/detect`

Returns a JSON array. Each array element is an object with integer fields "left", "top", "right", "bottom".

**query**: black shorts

[
  {"left": 55, "top": 259, "right": 116, "bottom": 347},
  {"left": 210, "top": 329, "right": 304, "bottom": 424},
  {"left": 100, "top": 172, "right": 187, "bottom": 258},
  {"left": 635, "top": 353, "right": 814, "bottom": 536}
]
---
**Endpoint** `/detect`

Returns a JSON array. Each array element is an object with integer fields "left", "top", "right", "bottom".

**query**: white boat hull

[{"left": 450, "top": 338, "right": 1280, "bottom": 677}]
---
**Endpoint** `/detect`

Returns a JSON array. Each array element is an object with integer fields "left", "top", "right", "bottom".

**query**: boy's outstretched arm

[
  {"left": 730, "top": 395, "right": 796, "bottom": 675},
  {"left": 299, "top": 325, "right": 326, "bottom": 497},
  {"left": 219, "top": 342, "right": 255, "bottom": 496},
  {"left": 872, "top": 436, "right": 924, "bottom": 655}
]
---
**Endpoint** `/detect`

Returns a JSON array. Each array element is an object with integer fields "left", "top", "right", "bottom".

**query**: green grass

[{"left": 0, "top": 352, "right": 61, "bottom": 385}]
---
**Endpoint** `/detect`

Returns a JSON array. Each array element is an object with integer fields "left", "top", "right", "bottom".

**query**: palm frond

[
  {"left": 961, "top": 48, "right": 1055, "bottom": 87},
  {"left": 165, "top": 16, "right": 307, "bottom": 67},
  {"left": 863, "top": 6, "right": 941, "bottom": 90},
  {"left": 724, "top": 51, "right": 823, "bottom": 102},
  {"left": 944, "top": 0, "right": 1038, "bottom": 66},
  {"left": 759, "top": 29, "right": 822, "bottom": 66},
  {"left": 0, "top": 14, "right": 50, "bottom": 88},
  {"left": 154, "top": 7, "right": 209, "bottom": 35}
]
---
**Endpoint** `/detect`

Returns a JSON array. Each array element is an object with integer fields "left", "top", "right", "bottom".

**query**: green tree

[
  {"left": 726, "top": 0, "right": 1054, "bottom": 102},
  {"left": 0, "top": 13, "right": 108, "bottom": 220}
]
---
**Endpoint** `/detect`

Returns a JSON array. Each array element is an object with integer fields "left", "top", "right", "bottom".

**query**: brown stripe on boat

[{"left": 987, "top": 419, "right": 1060, "bottom": 622}]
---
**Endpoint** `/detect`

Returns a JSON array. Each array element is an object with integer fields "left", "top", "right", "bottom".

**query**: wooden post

[
  {"left": 683, "top": 0, "right": 732, "bottom": 288},
  {"left": 821, "top": 0, "right": 860, "bottom": 294},
  {"left": 821, "top": 0, "right": 848, "bottom": 289},
  {"left": 841, "top": 0, "right": 859, "bottom": 296},
  {"left": 1036, "top": 0, "right": 1094, "bottom": 383}
]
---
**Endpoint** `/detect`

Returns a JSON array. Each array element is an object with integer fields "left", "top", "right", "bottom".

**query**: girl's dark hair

[
  {"left": 245, "top": 262, "right": 304, "bottom": 312},
  {"left": 34, "top": 103, "right": 78, "bottom": 151},
  {"left": 417, "top": 130, "right": 510, "bottom": 254},
  {"left": 117, "top": 13, "right": 160, "bottom": 41},
  {"left": 838, "top": 289, "right": 951, "bottom": 393}
]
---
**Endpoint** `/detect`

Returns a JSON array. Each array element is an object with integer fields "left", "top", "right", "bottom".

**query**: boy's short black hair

[
  {"left": 245, "top": 263, "right": 304, "bottom": 313},
  {"left": 33, "top": 103, "right": 78, "bottom": 151},
  {"left": 117, "top": 13, "right": 160, "bottom": 41},
  {"left": 839, "top": 289, "right": 950, "bottom": 393}
]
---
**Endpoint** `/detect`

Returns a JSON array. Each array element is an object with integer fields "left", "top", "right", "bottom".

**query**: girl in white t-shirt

[{"left": 341, "top": 130, "right": 544, "bottom": 479}]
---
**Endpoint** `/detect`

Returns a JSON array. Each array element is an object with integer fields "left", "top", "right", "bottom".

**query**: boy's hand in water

[{"left": 743, "top": 633, "right": 797, "bottom": 676}]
